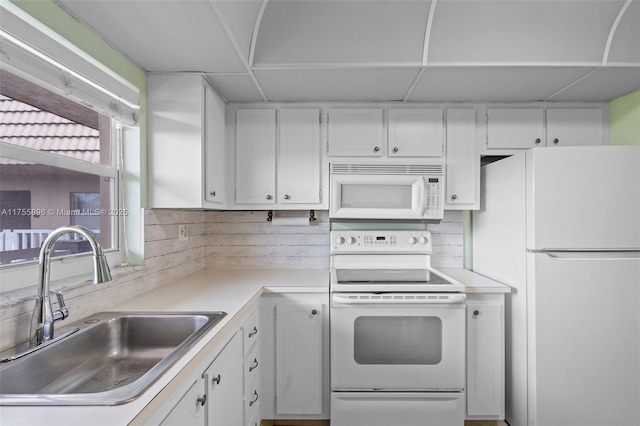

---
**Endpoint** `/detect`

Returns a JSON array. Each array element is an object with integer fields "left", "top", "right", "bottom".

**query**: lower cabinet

[
  {"left": 466, "top": 293, "right": 505, "bottom": 420},
  {"left": 204, "top": 332, "right": 244, "bottom": 426},
  {"left": 160, "top": 379, "right": 207, "bottom": 426},
  {"left": 260, "top": 292, "right": 330, "bottom": 420}
]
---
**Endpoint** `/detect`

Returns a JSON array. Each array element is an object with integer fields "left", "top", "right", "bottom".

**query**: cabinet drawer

[
  {"left": 244, "top": 387, "right": 260, "bottom": 425},
  {"left": 244, "top": 343, "right": 260, "bottom": 393},
  {"left": 242, "top": 310, "right": 259, "bottom": 356}
]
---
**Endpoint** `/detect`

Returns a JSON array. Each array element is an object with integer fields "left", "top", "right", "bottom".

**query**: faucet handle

[{"left": 52, "top": 291, "right": 69, "bottom": 322}]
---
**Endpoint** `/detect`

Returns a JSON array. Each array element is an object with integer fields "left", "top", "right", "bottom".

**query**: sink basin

[{"left": 0, "top": 311, "right": 226, "bottom": 405}]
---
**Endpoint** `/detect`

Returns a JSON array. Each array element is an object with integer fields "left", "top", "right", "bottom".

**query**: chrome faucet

[{"left": 30, "top": 225, "right": 112, "bottom": 346}]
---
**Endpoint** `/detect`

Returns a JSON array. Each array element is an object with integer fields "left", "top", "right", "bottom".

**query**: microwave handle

[{"left": 419, "top": 176, "right": 426, "bottom": 216}]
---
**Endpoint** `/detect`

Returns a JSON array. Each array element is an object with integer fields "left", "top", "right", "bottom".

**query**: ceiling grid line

[
  {"left": 542, "top": 68, "right": 601, "bottom": 101},
  {"left": 248, "top": 0, "right": 269, "bottom": 68},
  {"left": 602, "top": 0, "right": 633, "bottom": 66},
  {"left": 207, "top": 0, "right": 269, "bottom": 102},
  {"left": 402, "top": 68, "right": 425, "bottom": 102},
  {"left": 422, "top": 0, "right": 438, "bottom": 67}
]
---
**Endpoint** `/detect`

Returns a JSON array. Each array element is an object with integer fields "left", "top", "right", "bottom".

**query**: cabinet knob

[
  {"left": 451, "top": 194, "right": 458, "bottom": 200},
  {"left": 197, "top": 394, "right": 207, "bottom": 406},
  {"left": 535, "top": 138, "right": 541, "bottom": 145},
  {"left": 393, "top": 147, "right": 399, "bottom": 153},
  {"left": 212, "top": 374, "right": 221, "bottom": 385},
  {"left": 266, "top": 195, "right": 272, "bottom": 200},
  {"left": 473, "top": 310, "right": 480, "bottom": 316},
  {"left": 249, "top": 390, "right": 259, "bottom": 406},
  {"left": 373, "top": 146, "right": 380, "bottom": 152},
  {"left": 311, "top": 309, "right": 318, "bottom": 315},
  {"left": 284, "top": 195, "right": 290, "bottom": 200},
  {"left": 553, "top": 138, "right": 559, "bottom": 144}
]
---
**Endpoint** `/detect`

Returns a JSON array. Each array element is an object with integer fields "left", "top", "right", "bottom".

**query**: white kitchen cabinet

[
  {"left": 445, "top": 109, "right": 479, "bottom": 210},
  {"left": 204, "top": 332, "right": 244, "bottom": 426},
  {"left": 466, "top": 293, "right": 505, "bottom": 420},
  {"left": 235, "top": 109, "right": 277, "bottom": 204},
  {"left": 328, "top": 108, "right": 384, "bottom": 157},
  {"left": 546, "top": 108, "right": 604, "bottom": 147},
  {"left": 147, "top": 73, "right": 226, "bottom": 208},
  {"left": 240, "top": 309, "right": 261, "bottom": 426},
  {"left": 278, "top": 109, "right": 321, "bottom": 204},
  {"left": 159, "top": 379, "right": 206, "bottom": 426},
  {"left": 260, "top": 292, "right": 330, "bottom": 420},
  {"left": 485, "top": 106, "right": 606, "bottom": 152},
  {"left": 486, "top": 108, "right": 544, "bottom": 149},
  {"left": 388, "top": 108, "right": 443, "bottom": 158},
  {"left": 235, "top": 108, "right": 322, "bottom": 207}
]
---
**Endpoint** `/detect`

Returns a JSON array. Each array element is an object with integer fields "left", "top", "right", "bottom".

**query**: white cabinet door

[
  {"left": 204, "top": 333, "right": 244, "bottom": 426},
  {"left": 236, "top": 109, "right": 277, "bottom": 204},
  {"left": 388, "top": 108, "right": 443, "bottom": 157},
  {"left": 276, "top": 303, "right": 324, "bottom": 415},
  {"left": 160, "top": 379, "right": 206, "bottom": 426},
  {"left": 487, "top": 108, "right": 544, "bottom": 149},
  {"left": 278, "top": 109, "right": 321, "bottom": 204},
  {"left": 205, "top": 85, "right": 226, "bottom": 204},
  {"left": 546, "top": 108, "right": 604, "bottom": 147},
  {"left": 466, "top": 295, "right": 505, "bottom": 419},
  {"left": 445, "top": 109, "right": 478, "bottom": 210},
  {"left": 328, "top": 108, "right": 384, "bottom": 157}
]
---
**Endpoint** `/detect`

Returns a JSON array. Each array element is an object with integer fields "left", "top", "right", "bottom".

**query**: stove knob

[
  {"left": 418, "top": 236, "right": 428, "bottom": 245},
  {"left": 336, "top": 236, "right": 345, "bottom": 245},
  {"left": 407, "top": 236, "right": 417, "bottom": 245},
  {"left": 347, "top": 237, "right": 356, "bottom": 245}
]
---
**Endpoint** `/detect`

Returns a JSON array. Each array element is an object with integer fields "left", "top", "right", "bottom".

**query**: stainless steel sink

[{"left": 0, "top": 311, "right": 226, "bottom": 405}]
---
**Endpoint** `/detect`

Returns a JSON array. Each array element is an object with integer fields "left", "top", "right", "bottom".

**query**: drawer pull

[
  {"left": 197, "top": 394, "right": 207, "bottom": 406},
  {"left": 248, "top": 326, "right": 258, "bottom": 338},
  {"left": 249, "top": 390, "right": 259, "bottom": 406},
  {"left": 212, "top": 374, "right": 221, "bottom": 385},
  {"left": 249, "top": 358, "right": 259, "bottom": 372}
]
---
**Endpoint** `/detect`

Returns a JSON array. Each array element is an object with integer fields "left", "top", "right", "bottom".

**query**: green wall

[{"left": 610, "top": 89, "right": 640, "bottom": 145}]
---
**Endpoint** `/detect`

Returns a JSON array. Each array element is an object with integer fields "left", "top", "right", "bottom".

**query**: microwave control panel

[
  {"left": 330, "top": 230, "right": 432, "bottom": 254},
  {"left": 424, "top": 177, "right": 443, "bottom": 219}
]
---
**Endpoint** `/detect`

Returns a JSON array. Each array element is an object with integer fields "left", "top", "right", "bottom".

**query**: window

[{"left": 0, "top": 71, "right": 120, "bottom": 278}]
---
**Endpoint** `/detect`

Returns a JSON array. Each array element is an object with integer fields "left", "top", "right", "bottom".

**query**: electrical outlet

[{"left": 178, "top": 224, "right": 189, "bottom": 241}]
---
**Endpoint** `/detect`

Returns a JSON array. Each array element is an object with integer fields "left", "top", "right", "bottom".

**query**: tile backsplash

[{"left": 0, "top": 208, "right": 463, "bottom": 349}]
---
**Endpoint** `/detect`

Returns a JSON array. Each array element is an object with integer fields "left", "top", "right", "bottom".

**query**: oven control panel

[{"left": 331, "top": 230, "right": 432, "bottom": 254}]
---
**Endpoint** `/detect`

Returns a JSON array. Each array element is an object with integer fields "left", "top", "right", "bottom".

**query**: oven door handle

[{"left": 332, "top": 294, "right": 466, "bottom": 305}]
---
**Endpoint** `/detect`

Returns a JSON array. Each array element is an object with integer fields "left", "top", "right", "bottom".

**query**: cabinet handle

[
  {"left": 393, "top": 147, "right": 399, "bottom": 153},
  {"left": 248, "top": 326, "right": 258, "bottom": 338},
  {"left": 373, "top": 146, "right": 380, "bottom": 152},
  {"left": 553, "top": 138, "right": 559, "bottom": 144},
  {"left": 212, "top": 374, "right": 221, "bottom": 385},
  {"left": 473, "top": 310, "right": 480, "bottom": 316},
  {"left": 451, "top": 194, "right": 457, "bottom": 200},
  {"left": 249, "top": 390, "right": 259, "bottom": 406},
  {"left": 284, "top": 195, "right": 290, "bottom": 200},
  {"left": 210, "top": 190, "right": 216, "bottom": 197},
  {"left": 249, "top": 358, "right": 259, "bottom": 372},
  {"left": 197, "top": 394, "right": 207, "bottom": 406},
  {"left": 311, "top": 309, "right": 318, "bottom": 315},
  {"left": 266, "top": 195, "right": 272, "bottom": 200},
  {"left": 535, "top": 138, "right": 541, "bottom": 145}
]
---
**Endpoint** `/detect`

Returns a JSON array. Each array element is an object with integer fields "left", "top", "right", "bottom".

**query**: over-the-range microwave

[{"left": 329, "top": 163, "right": 444, "bottom": 221}]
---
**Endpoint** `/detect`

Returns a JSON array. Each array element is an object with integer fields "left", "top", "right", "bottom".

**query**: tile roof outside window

[{"left": 0, "top": 95, "right": 100, "bottom": 164}]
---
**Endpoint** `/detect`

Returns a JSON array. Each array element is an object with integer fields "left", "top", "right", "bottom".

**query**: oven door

[
  {"left": 331, "top": 293, "right": 466, "bottom": 391},
  {"left": 330, "top": 174, "right": 443, "bottom": 220}
]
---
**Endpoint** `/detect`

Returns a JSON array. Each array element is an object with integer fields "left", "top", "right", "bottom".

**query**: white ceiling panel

[
  {"left": 547, "top": 67, "right": 640, "bottom": 101},
  {"left": 408, "top": 67, "right": 596, "bottom": 102},
  {"left": 216, "top": 0, "right": 264, "bottom": 62},
  {"left": 428, "top": 1, "right": 624, "bottom": 64},
  {"left": 254, "top": 68, "right": 421, "bottom": 102},
  {"left": 607, "top": 1, "right": 640, "bottom": 64},
  {"left": 253, "top": 0, "right": 430, "bottom": 65},
  {"left": 206, "top": 74, "right": 264, "bottom": 102},
  {"left": 55, "top": 0, "right": 246, "bottom": 73}
]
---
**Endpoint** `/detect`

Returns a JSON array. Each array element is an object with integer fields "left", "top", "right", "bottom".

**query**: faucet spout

[{"left": 30, "top": 225, "right": 112, "bottom": 346}]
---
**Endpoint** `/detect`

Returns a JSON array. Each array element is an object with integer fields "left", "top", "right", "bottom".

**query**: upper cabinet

[
  {"left": 235, "top": 108, "right": 324, "bottom": 208},
  {"left": 328, "top": 108, "right": 384, "bottom": 157},
  {"left": 446, "top": 109, "right": 479, "bottom": 210},
  {"left": 388, "top": 109, "right": 443, "bottom": 158},
  {"left": 147, "top": 74, "right": 226, "bottom": 209},
  {"left": 484, "top": 106, "right": 607, "bottom": 154}
]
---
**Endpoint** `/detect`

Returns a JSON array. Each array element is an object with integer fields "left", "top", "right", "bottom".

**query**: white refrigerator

[{"left": 472, "top": 146, "right": 640, "bottom": 426}]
